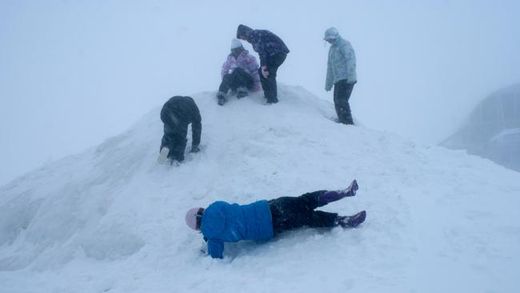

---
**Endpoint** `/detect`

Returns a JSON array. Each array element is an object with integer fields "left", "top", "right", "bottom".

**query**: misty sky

[{"left": 1, "top": 0, "right": 520, "bottom": 185}]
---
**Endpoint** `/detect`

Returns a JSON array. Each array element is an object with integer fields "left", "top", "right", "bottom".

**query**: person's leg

[
  {"left": 259, "top": 67, "right": 271, "bottom": 101},
  {"left": 218, "top": 74, "right": 233, "bottom": 94},
  {"left": 343, "top": 83, "right": 355, "bottom": 125},
  {"left": 269, "top": 196, "right": 314, "bottom": 234},
  {"left": 217, "top": 74, "right": 233, "bottom": 105},
  {"left": 333, "top": 80, "right": 355, "bottom": 125},
  {"left": 318, "top": 179, "right": 358, "bottom": 205},
  {"left": 262, "top": 53, "right": 287, "bottom": 103},
  {"left": 164, "top": 125, "right": 187, "bottom": 162},
  {"left": 298, "top": 179, "right": 358, "bottom": 209},
  {"left": 337, "top": 210, "right": 366, "bottom": 228},
  {"left": 160, "top": 123, "right": 175, "bottom": 157},
  {"left": 308, "top": 210, "right": 339, "bottom": 228},
  {"left": 333, "top": 80, "right": 348, "bottom": 123},
  {"left": 169, "top": 135, "right": 187, "bottom": 162},
  {"left": 231, "top": 68, "right": 254, "bottom": 98}
]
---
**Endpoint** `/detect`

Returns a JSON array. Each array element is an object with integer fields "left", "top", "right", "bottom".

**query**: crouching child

[{"left": 158, "top": 96, "right": 201, "bottom": 164}]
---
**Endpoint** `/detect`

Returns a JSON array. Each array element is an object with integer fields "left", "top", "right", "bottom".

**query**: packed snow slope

[{"left": 1, "top": 86, "right": 520, "bottom": 293}]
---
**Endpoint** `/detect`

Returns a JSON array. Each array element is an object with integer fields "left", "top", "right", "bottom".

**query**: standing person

[
  {"left": 158, "top": 96, "right": 201, "bottom": 164},
  {"left": 217, "top": 39, "right": 261, "bottom": 106},
  {"left": 236, "top": 24, "right": 290, "bottom": 104},
  {"left": 185, "top": 179, "right": 366, "bottom": 259},
  {"left": 324, "top": 27, "right": 357, "bottom": 125}
]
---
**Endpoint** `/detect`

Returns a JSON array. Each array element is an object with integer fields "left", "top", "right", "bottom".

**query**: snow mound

[
  {"left": 442, "top": 83, "right": 520, "bottom": 171},
  {"left": 1, "top": 85, "right": 520, "bottom": 292}
]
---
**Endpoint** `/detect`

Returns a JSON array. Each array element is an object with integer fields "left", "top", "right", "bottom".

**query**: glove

[
  {"left": 261, "top": 66, "right": 269, "bottom": 78},
  {"left": 190, "top": 146, "right": 200, "bottom": 153},
  {"left": 325, "top": 85, "right": 332, "bottom": 92}
]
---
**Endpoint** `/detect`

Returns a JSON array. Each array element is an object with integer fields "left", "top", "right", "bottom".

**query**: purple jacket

[{"left": 221, "top": 50, "right": 261, "bottom": 91}]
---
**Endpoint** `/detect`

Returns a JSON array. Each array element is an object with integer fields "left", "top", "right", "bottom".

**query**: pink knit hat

[{"left": 185, "top": 207, "right": 203, "bottom": 230}]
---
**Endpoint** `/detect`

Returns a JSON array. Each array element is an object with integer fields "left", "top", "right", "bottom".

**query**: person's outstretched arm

[{"left": 207, "top": 239, "right": 224, "bottom": 259}]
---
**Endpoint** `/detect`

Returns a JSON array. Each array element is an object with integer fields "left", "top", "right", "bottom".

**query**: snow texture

[{"left": 1, "top": 86, "right": 520, "bottom": 292}]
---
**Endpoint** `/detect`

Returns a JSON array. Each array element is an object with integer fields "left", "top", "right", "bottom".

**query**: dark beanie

[{"left": 237, "top": 24, "right": 253, "bottom": 39}]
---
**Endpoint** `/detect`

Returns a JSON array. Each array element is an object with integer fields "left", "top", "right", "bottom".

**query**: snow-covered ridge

[{"left": 1, "top": 85, "right": 519, "bottom": 292}]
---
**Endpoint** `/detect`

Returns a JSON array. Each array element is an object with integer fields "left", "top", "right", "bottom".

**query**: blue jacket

[{"left": 201, "top": 200, "right": 274, "bottom": 258}]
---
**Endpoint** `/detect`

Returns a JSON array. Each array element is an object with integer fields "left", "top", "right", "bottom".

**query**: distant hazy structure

[{"left": 442, "top": 83, "right": 520, "bottom": 172}]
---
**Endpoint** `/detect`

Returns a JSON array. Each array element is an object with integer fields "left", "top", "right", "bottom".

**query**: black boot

[
  {"left": 236, "top": 87, "right": 248, "bottom": 99},
  {"left": 337, "top": 211, "right": 366, "bottom": 228},
  {"left": 266, "top": 97, "right": 279, "bottom": 104},
  {"left": 217, "top": 92, "right": 227, "bottom": 106}
]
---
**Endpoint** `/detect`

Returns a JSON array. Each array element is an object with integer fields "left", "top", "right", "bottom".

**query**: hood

[
  {"left": 324, "top": 27, "right": 340, "bottom": 41},
  {"left": 237, "top": 24, "right": 253, "bottom": 39}
]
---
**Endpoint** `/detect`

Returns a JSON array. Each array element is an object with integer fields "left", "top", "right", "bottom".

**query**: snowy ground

[{"left": 1, "top": 86, "right": 519, "bottom": 292}]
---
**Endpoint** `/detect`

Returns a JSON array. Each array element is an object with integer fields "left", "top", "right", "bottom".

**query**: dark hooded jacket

[
  {"left": 160, "top": 96, "right": 201, "bottom": 157},
  {"left": 236, "top": 24, "right": 289, "bottom": 66}
]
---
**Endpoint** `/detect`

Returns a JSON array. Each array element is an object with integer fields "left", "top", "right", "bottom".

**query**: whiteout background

[{"left": 1, "top": 0, "right": 520, "bottom": 184}]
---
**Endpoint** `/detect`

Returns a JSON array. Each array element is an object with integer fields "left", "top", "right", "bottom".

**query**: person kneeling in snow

[
  {"left": 217, "top": 39, "right": 261, "bottom": 106},
  {"left": 158, "top": 96, "right": 201, "bottom": 164},
  {"left": 185, "top": 180, "right": 366, "bottom": 259}
]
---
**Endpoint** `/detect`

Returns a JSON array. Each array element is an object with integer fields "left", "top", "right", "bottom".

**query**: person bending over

[
  {"left": 158, "top": 96, "right": 201, "bottom": 164},
  {"left": 236, "top": 24, "right": 289, "bottom": 104}
]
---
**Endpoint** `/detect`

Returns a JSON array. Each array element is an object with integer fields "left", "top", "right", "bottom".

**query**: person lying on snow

[
  {"left": 185, "top": 179, "right": 366, "bottom": 259},
  {"left": 216, "top": 39, "right": 261, "bottom": 106}
]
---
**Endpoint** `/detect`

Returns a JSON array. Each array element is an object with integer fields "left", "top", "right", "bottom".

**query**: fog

[{"left": 1, "top": 0, "right": 520, "bottom": 185}]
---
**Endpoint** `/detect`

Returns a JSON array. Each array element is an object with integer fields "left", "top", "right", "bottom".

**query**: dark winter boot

[
  {"left": 337, "top": 210, "right": 366, "bottom": 228},
  {"left": 236, "top": 87, "right": 248, "bottom": 99},
  {"left": 318, "top": 179, "right": 358, "bottom": 205},
  {"left": 266, "top": 97, "right": 279, "bottom": 104},
  {"left": 217, "top": 92, "right": 227, "bottom": 106}
]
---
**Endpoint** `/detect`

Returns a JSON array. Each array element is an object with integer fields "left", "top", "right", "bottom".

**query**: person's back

[
  {"left": 160, "top": 96, "right": 200, "bottom": 126},
  {"left": 201, "top": 200, "right": 274, "bottom": 258},
  {"left": 158, "top": 96, "right": 201, "bottom": 163}
]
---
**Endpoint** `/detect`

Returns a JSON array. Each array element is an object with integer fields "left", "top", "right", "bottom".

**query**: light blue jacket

[
  {"left": 201, "top": 200, "right": 274, "bottom": 259},
  {"left": 325, "top": 36, "right": 357, "bottom": 91}
]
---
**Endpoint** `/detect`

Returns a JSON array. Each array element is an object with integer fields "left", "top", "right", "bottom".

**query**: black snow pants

[
  {"left": 161, "top": 123, "right": 188, "bottom": 162},
  {"left": 218, "top": 67, "right": 254, "bottom": 94},
  {"left": 268, "top": 191, "right": 338, "bottom": 235},
  {"left": 333, "top": 79, "right": 355, "bottom": 124},
  {"left": 259, "top": 53, "right": 287, "bottom": 103}
]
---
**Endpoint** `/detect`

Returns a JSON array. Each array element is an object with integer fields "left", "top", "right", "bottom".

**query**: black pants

[
  {"left": 268, "top": 191, "right": 338, "bottom": 234},
  {"left": 161, "top": 123, "right": 187, "bottom": 162},
  {"left": 219, "top": 67, "right": 254, "bottom": 94},
  {"left": 259, "top": 53, "right": 287, "bottom": 102},
  {"left": 333, "top": 80, "right": 355, "bottom": 124}
]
